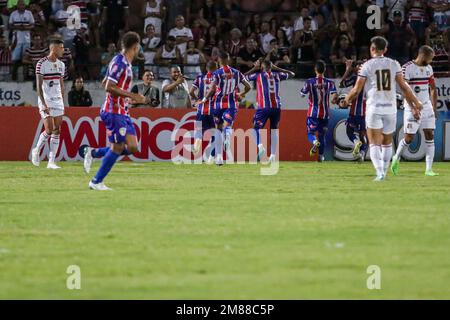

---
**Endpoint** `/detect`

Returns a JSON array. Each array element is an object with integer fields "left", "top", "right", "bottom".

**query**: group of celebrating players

[{"left": 30, "top": 31, "right": 439, "bottom": 190}]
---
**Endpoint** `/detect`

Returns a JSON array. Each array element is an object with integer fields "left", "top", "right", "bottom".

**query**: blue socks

[
  {"left": 92, "top": 147, "right": 131, "bottom": 158},
  {"left": 92, "top": 150, "right": 120, "bottom": 184},
  {"left": 318, "top": 133, "right": 325, "bottom": 155},
  {"left": 307, "top": 132, "right": 316, "bottom": 145}
]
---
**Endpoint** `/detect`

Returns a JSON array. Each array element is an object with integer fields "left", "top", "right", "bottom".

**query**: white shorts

[
  {"left": 38, "top": 101, "right": 64, "bottom": 119},
  {"left": 366, "top": 112, "right": 397, "bottom": 134},
  {"left": 404, "top": 108, "right": 436, "bottom": 134}
]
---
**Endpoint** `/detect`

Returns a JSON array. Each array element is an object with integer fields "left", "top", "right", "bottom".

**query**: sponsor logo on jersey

[
  {"left": 119, "top": 127, "right": 126, "bottom": 136},
  {"left": 414, "top": 86, "right": 421, "bottom": 93}
]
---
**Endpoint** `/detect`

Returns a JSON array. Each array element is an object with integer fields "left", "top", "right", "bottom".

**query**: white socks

[
  {"left": 48, "top": 134, "right": 60, "bottom": 163},
  {"left": 381, "top": 144, "right": 393, "bottom": 176},
  {"left": 394, "top": 138, "right": 410, "bottom": 161},
  {"left": 370, "top": 144, "right": 384, "bottom": 177},
  {"left": 425, "top": 140, "right": 435, "bottom": 171},
  {"left": 270, "top": 129, "right": 278, "bottom": 157},
  {"left": 35, "top": 131, "right": 50, "bottom": 152}
]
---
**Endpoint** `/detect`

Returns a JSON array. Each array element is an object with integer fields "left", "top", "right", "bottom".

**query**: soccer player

[
  {"left": 391, "top": 45, "right": 439, "bottom": 176},
  {"left": 196, "top": 51, "right": 251, "bottom": 165},
  {"left": 83, "top": 32, "right": 145, "bottom": 190},
  {"left": 342, "top": 36, "right": 422, "bottom": 181},
  {"left": 31, "top": 39, "right": 66, "bottom": 170},
  {"left": 339, "top": 59, "right": 368, "bottom": 161},
  {"left": 245, "top": 59, "right": 295, "bottom": 163},
  {"left": 190, "top": 61, "right": 218, "bottom": 162},
  {"left": 300, "top": 60, "right": 338, "bottom": 162}
]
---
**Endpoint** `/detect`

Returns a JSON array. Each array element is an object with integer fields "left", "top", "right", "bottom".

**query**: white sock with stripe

[
  {"left": 425, "top": 140, "right": 435, "bottom": 172},
  {"left": 35, "top": 132, "right": 50, "bottom": 152},
  {"left": 49, "top": 134, "right": 60, "bottom": 163},
  {"left": 394, "top": 138, "right": 409, "bottom": 160}
]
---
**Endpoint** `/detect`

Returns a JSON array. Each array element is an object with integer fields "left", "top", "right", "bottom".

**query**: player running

[
  {"left": 391, "top": 46, "right": 439, "bottom": 177},
  {"left": 196, "top": 51, "right": 251, "bottom": 165},
  {"left": 190, "top": 61, "right": 218, "bottom": 163},
  {"left": 83, "top": 32, "right": 145, "bottom": 190},
  {"left": 245, "top": 59, "right": 295, "bottom": 163},
  {"left": 342, "top": 36, "right": 422, "bottom": 181},
  {"left": 339, "top": 59, "right": 368, "bottom": 161},
  {"left": 300, "top": 60, "right": 338, "bottom": 162},
  {"left": 31, "top": 39, "right": 66, "bottom": 169}
]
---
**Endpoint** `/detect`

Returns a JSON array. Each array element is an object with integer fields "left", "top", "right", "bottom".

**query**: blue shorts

[
  {"left": 346, "top": 116, "right": 366, "bottom": 132},
  {"left": 196, "top": 113, "right": 215, "bottom": 134},
  {"left": 307, "top": 117, "right": 328, "bottom": 134},
  {"left": 214, "top": 108, "right": 237, "bottom": 126},
  {"left": 101, "top": 111, "right": 136, "bottom": 144},
  {"left": 253, "top": 108, "right": 281, "bottom": 129}
]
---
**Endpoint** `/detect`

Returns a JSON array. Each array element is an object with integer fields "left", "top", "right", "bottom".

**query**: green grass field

[{"left": 0, "top": 161, "right": 449, "bottom": 299}]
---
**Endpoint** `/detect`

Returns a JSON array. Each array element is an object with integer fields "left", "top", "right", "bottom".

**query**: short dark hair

[
  {"left": 418, "top": 45, "right": 434, "bottom": 57},
  {"left": 219, "top": 51, "right": 230, "bottom": 61},
  {"left": 167, "top": 35, "right": 176, "bottom": 42},
  {"left": 315, "top": 60, "right": 326, "bottom": 74},
  {"left": 370, "top": 36, "right": 388, "bottom": 52},
  {"left": 269, "top": 38, "right": 277, "bottom": 44},
  {"left": 206, "top": 61, "right": 218, "bottom": 71},
  {"left": 49, "top": 39, "right": 64, "bottom": 45},
  {"left": 143, "top": 69, "right": 154, "bottom": 76},
  {"left": 261, "top": 60, "right": 272, "bottom": 69},
  {"left": 303, "top": 16, "right": 312, "bottom": 22},
  {"left": 170, "top": 65, "right": 181, "bottom": 71},
  {"left": 122, "top": 31, "right": 141, "bottom": 50}
]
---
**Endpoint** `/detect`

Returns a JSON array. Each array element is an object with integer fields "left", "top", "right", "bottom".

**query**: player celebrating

[
  {"left": 342, "top": 36, "right": 422, "bottom": 181},
  {"left": 339, "top": 59, "right": 368, "bottom": 161},
  {"left": 245, "top": 59, "right": 295, "bottom": 163},
  {"left": 391, "top": 46, "right": 439, "bottom": 176},
  {"left": 31, "top": 39, "right": 66, "bottom": 170},
  {"left": 190, "top": 61, "right": 218, "bottom": 162},
  {"left": 83, "top": 32, "right": 145, "bottom": 190},
  {"left": 300, "top": 60, "right": 338, "bottom": 162},
  {"left": 196, "top": 51, "right": 251, "bottom": 165}
]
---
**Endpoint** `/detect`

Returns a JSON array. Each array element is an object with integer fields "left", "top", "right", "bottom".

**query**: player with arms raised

[
  {"left": 31, "top": 39, "right": 66, "bottom": 170},
  {"left": 342, "top": 36, "right": 422, "bottom": 181},
  {"left": 300, "top": 60, "right": 338, "bottom": 162},
  {"left": 196, "top": 51, "right": 251, "bottom": 165},
  {"left": 391, "top": 45, "right": 439, "bottom": 176},
  {"left": 83, "top": 32, "right": 145, "bottom": 190}
]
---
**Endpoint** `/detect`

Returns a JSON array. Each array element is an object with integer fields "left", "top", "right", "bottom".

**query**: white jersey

[
  {"left": 359, "top": 56, "right": 402, "bottom": 115},
  {"left": 36, "top": 57, "right": 65, "bottom": 110},
  {"left": 402, "top": 60, "right": 434, "bottom": 110}
]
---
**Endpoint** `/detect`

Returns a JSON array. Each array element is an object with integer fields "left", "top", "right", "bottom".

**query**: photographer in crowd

[{"left": 130, "top": 69, "right": 160, "bottom": 108}]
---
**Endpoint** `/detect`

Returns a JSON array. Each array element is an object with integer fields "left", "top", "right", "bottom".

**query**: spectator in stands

[
  {"left": 333, "top": 20, "right": 354, "bottom": 46},
  {"left": 197, "top": 0, "right": 216, "bottom": 29},
  {"left": 276, "top": 28, "right": 291, "bottom": 54},
  {"left": 294, "top": 7, "right": 318, "bottom": 41},
  {"left": 131, "top": 70, "right": 160, "bottom": 108},
  {"left": 183, "top": 40, "right": 205, "bottom": 78},
  {"left": 22, "top": 33, "right": 47, "bottom": 80},
  {"left": 68, "top": 76, "right": 93, "bottom": 106},
  {"left": 0, "top": 36, "right": 12, "bottom": 81},
  {"left": 237, "top": 38, "right": 263, "bottom": 73},
  {"left": 245, "top": 13, "right": 261, "bottom": 38},
  {"left": 406, "top": 0, "right": 429, "bottom": 45},
  {"left": 383, "top": 10, "right": 417, "bottom": 65},
  {"left": 259, "top": 21, "right": 276, "bottom": 54},
  {"left": 281, "top": 16, "right": 293, "bottom": 44},
  {"left": 203, "top": 25, "right": 220, "bottom": 59},
  {"left": 72, "top": 23, "right": 90, "bottom": 79},
  {"left": 227, "top": 27, "right": 243, "bottom": 63},
  {"left": 265, "top": 38, "right": 290, "bottom": 66},
  {"left": 30, "top": 2, "right": 46, "bottom": 35},
  {"left": 100, "top": 42, "right": 117, "bottom": 77},
  {"left": 191, "top": 19, "right": 204, "bottom": 45},
  {"left": 425, "top": 20, "right": 449, "bottom": 72},
  {"left": 217, "top": 0, "right": 239, "bottom": 34},
  {"left": 385, "top": 0, "right": 408, "bottom": 22},
  {"left": 101, "top": 0, "right": 129, "bottom": 47},
  {"left": 142, "top": 24, "right": 160, "bottom": 72},
  {"left": 155, "top": 35, "right": 181, "bottom": 79},
  {"left": 161, "top": 65, "right": 191, "bottom": 108},
  {"left": 9, "top": 0, "right": 34, "bottom": 81},
  {"left": 330, "top": 0, "right": 350, "bottom": 25},
  {"left": 292, "top": 16, "right": 315, "bottom": 78},
  {"left": 169, "top": 15, "right": 193, "bottom": 56},
  {"left": 428, "top": 0, "right": 450, "bottom": 32},
  {"left": 87, "top": 0, "right": 101, "bottom": 48},
  {"left": 143, "top": 0, "right": 165, "bottom": 37},
  {"left": 55, "top": 0, "right": 76, "bottom": 50},
  {"left": 330, "top": 34, "right": 356, "bottom": 76}
]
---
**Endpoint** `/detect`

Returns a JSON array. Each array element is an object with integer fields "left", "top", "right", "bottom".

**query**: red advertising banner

[{"left": 0, "top": 107, "right": 311, "bottom": 161}]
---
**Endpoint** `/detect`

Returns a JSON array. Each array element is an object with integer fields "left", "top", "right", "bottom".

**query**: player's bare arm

[
  {"left": 189, "top": 86, "right": 198, "bottom": 101},
  {"left": 339, "top": 60, "right": 354, "bottom": 87},
  {"left": 270, "top": 63, "right": 296, "bottom": 78},
  {"left": 105, "top": 80, "right": 145, "bottom": 104},
  {"left": 395, "top": 73, "right": 423, "bottom": 118},
  {"left": 36, "top": 74, "right": 49, "bottom": 115},
  {"left": 60, "top": 77, "right": 65, "bottom": 101},
  {"left": 430, "top": 77, "right": 438, "bottom": 118},
  {"left": 238, "top": 78, "right": 251, "bottom": 100}
]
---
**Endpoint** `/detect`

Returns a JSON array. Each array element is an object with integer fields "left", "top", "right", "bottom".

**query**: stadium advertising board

[{"left": 0, "top": 107, "right": 449, "bottom": 162}]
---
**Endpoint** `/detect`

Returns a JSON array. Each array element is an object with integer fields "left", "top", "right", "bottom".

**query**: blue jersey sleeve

[
  {"left": 247, "top": 72, "right": 258, "bottom": 81},
  {"left": 192, "top": 75, "right": 201, "bottom": 89},
  {"left": 106, "top": 58, "right": 126, "bottom": 84},
  {"left": 341, "top": 75, "right": 356, "bottom": 88},
  {"left": 300, "top": 80, "right": 309, "bottom": 96}
]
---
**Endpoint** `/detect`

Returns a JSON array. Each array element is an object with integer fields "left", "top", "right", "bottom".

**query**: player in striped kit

[
  {"left": 300, "top": 60, "right": 338, "bottom": 162},
  {"left": 31, "top": 39, "right": 66, "bottom": 170},
  {"left": 342, "top": 36, "right": 423, "bottom": 181},
  {"left": 82, "top": 32, "right": 145, "bottom": 190},
  {"left": 246, "top": 59, "right": 295, "bottom": 163},
  {"left": 339, "top": 59, "right": 368, "bottom": 161},
  {"left": 391, "top": 45, "right": 439, "bottom": 176},
  {"left": 196, "top": 51, "right": 251, "bottom": 165},
  {"left": 190, "top": 61, "right": 218, "bottom": 162}
]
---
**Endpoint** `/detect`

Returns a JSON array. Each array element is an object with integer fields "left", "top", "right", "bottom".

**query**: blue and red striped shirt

[
  {"left": 341, "top": 75, "right": 366, "bottom": 117},
  {"left": 247, "top": 71, "right": 289, "bottom": 109},
  {"left": 102, "top": 54, "right": 133, "bottom": 116},
  {"left": 192, "top": 72, "right": 216, "bottom": 115},
  {"left": 212, "top": 65, "right": 246, "bottom": 110},
  {"left": 300, "top": 76, "right": 337, "bottom": 119}
]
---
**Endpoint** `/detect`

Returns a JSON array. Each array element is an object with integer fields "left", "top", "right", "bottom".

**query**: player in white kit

[
  {"left": 391, "top": 46, "right": 439, "bottom": 176},
  {"left": 341, "top": 36, "right": 422, "bottom": 181},
  {"left": 31, "top": 39, "right": 66, "bottom": 169}
]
